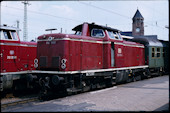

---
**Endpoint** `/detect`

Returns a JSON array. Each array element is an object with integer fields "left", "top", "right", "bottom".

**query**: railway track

[
  {"left": 1, "top": 97, "right": 39, "bottom": 109},
  {"left": 1, "top": 88, "right": 72, "bottom": 109},
  {"left": 1, "top": 90, "right": 40, "bottom": 109}
]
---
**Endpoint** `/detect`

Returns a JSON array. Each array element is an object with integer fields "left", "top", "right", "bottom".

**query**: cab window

[
  {"left": 108, "top": 31, "right": 116, "bottom": 39},
  {"left": 117, "top": 32, "right": 122, "bottom": 40},
  {"left": 108, "top": 31, "right": 122, "bottom": 40},
  {"left": 0, "top": 30, "right": 3, "bottom": 39},
  {"left": 3, "top": 30, "right": 13, "bottom": 40},
  {"left": 10, "top": 31, "right": 18, "bottom": 40},
  {"left": 0, "top": 30, "right": 18, "bottom": 41},
  {"left": 91, "top": 29, "right": 105, "bottom": 38},
  {"left": 75, "top": 31, "right": 82, "bottom": 36},
  {"left": 3, "top": 31, "right": 11, "bottom": 39}
]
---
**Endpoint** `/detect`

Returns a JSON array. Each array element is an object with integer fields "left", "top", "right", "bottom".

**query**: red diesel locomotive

[
  {"left": 0, "top": 25, "right": 37, "bottom": 92},
  {"left": 33, "top": 22, "right": 148, "bottom": 95}
]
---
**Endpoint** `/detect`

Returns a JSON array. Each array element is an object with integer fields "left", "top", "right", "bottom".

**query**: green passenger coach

[{"left": 132, "top": 35, "right": 164, "bottom": 75}]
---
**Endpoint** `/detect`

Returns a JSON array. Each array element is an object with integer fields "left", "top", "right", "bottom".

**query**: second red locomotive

[{"left": 0, "top": 25, "right": 37, "bottom": 92}]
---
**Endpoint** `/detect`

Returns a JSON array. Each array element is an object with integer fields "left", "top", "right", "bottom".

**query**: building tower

[{"left": 132, "top": 9, "right": 144, "bottom": 36}]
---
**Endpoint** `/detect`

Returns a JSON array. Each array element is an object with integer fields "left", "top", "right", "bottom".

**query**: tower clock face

[{"left": 136, "top": 28, "right": 140, "bottom": 32}]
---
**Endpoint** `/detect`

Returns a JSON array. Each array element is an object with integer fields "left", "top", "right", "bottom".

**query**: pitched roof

[{"left": 133, "top": 9, "right": 144, "bottom": 20}]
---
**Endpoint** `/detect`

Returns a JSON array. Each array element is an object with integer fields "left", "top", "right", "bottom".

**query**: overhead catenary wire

[
  {"left": 78, "top": 1, "right": 168, "bottom": 30},
  {"left": 2, "top": 2, "right": 168, "bottom": 31},
  {"left": 1, "top": 4, "right": 83, "bottom": 23},
  {"left": 79, "top": 1, "right": 132, "bottom": 20}
]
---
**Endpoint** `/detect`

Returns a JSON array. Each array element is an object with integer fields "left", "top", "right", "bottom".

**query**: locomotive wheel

[
  {"left": 81, "top": 81, "right": 90, "bottom": 92},
  {"left": 115, "top": 71, "right": 124, "bottom": 84},
  {"left": 134, "top": 75, "right": 141, "bottom": 81},
  {"left": 81, "top": 79, "right": 92, "bottom": 92},
  {"left": 126, "top": 76, "right": 134, "bottom": 83}
]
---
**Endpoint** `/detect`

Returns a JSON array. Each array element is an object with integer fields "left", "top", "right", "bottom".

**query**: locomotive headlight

[
  {"left": 48, "top": 36, "right": 54, "bottom": 41},
  {"left": 34, "top": 63, "right": 38, "bottom": 68},
  {"left": 34, "top": 58, "right": 38, "bottom": 64},
  {"left": 34, "top": 58, "right": 38, "bottom": 68},
  {"left": 61, "top": 59, "right": 67, "bottom": 69}
]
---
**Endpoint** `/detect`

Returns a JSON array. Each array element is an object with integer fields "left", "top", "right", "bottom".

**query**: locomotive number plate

[{"left": 86, "top": 72, "right": 95, "bottom": 76}]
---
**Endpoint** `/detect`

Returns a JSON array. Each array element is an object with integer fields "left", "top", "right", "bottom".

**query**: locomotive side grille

[
  {"left": 51, "top": 56, "right": 60, "bottom": 68},
  {"left": 40, "top": 56, "right": 47, "bottom": 67}
]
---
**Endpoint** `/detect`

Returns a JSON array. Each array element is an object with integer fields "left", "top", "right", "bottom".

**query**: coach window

[
  {"left": 91, "top": 29, "right": 105, "bottom": 38},
  {"left": 152, "top": 47, "right": 155, "bottom": 58},
  {"left": 156, "top": 47, "right": 161, "bottom": 57},
  {"left": 163, "top": 48, "right": 165, "bottom": 57}
]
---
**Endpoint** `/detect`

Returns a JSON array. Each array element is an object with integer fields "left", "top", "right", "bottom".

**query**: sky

[{"left": 1, "top": 0, "right": 169, "bottom": 41}]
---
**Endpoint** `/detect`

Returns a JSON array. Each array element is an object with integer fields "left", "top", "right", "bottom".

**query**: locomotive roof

[
  {"left": 72, "top": 22, "right": 120, "bottom": 32},
  {"left": 0, "top": 25, "right": 21, "bottom": 31},
  {"left": 132, "top": 35, "right": 163, "bottom": 47}
]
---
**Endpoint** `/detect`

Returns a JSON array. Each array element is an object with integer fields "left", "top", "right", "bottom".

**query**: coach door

[{"left": 150, "top": 47, "right": 157, "bottom": 67}]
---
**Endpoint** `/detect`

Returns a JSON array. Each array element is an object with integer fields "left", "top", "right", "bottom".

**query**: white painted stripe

[
  {"left": 31, "top": 65, "right": 148, "bottom": 75},
  {"left": 1, "top": 65, "right": 148, "bottom": 75},
  {"left": 38, "top": 38, "right": 144, "bottom": 48},
  {"left": 0, "top": 71, "right": 29, "bottom": 75},
  {"left": 90, "top": 86, "right": 117, "bottom": 94},
  {"left": 114, "top": 42, "right": 144, "bottom": 48},
  {"left": 0, "top": 42, "right": 37, "bottom": 47},
  {"left": 38, "top": 37, "right": 111, "bottom": 44}
]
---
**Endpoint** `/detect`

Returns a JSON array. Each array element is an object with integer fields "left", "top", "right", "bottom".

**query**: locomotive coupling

[{"left": 26, "top": 74, "right": 37, "bottom": 83}]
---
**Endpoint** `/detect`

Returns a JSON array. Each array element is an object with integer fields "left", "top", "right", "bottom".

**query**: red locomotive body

[
  {"left": 37, "top": 22, "right": 145, "bottom": 72},
  {"left": 35, "top": 22, "right": 148, "bottom": 95},
  {"left": 0, "top": 25, "right": 37, "bottom": 91}
]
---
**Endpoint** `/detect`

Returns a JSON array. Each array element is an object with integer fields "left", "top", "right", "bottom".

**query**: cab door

[
  {"left": 0, "top": 49, "right": 4, "bottom": 73},
  {"left": 0, "top": 31, "right": 4, "bottom": 72},
  {"left": 111, "top": 42, "right": 115, "bottom": 67},
  {"left": 0, "top": 30, "right": 5, "bottom": 72}
]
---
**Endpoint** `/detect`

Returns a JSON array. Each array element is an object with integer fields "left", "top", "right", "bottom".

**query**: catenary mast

[{"left": 22, "top": 0, "right": 30, "bottom": 41}]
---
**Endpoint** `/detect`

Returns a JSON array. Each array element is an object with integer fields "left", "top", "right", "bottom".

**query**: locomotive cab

[{"left": 0, "top": 27, "right": 20, "bottom": 41}]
